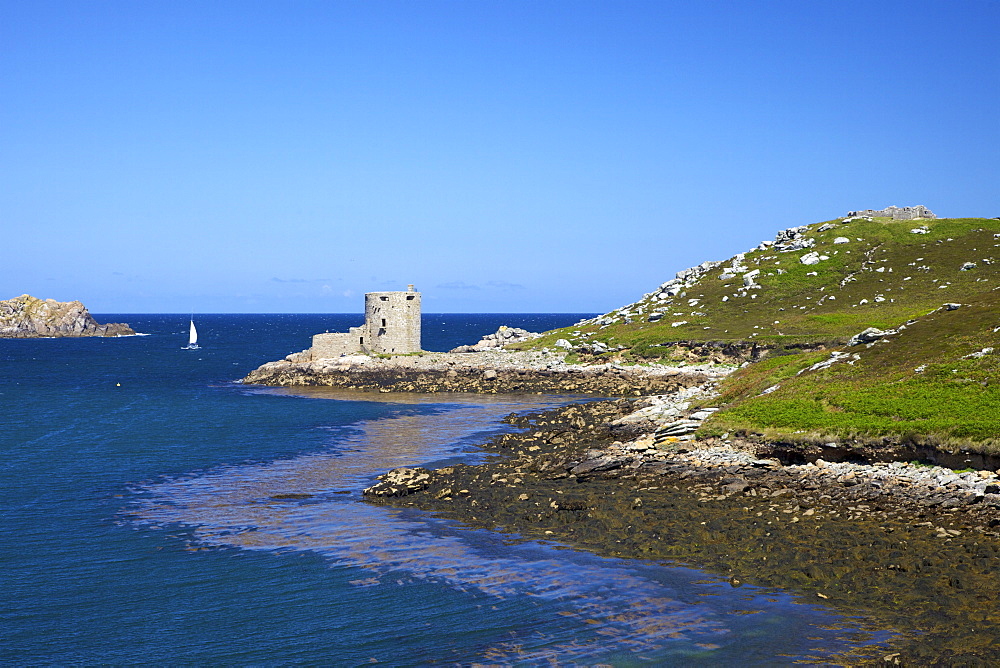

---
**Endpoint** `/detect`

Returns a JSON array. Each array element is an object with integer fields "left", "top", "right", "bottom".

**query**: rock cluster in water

[
  {"left": 0, "top": 294, "right": 134, "bottom": 338},
  {"left": 365, "top": 467, "right": 434, "bottom": 497}
]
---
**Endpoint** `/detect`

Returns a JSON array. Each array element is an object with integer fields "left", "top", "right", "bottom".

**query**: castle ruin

[
  {"left": 846, "top": 205, "right": 936, "bottom": 221},
  {"left": 311, "top": 285, "right": 421, "bottom": 358}
]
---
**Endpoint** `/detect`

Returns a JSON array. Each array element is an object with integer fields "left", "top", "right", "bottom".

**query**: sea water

[{"left": 1, "top": 314, "right": 888, "bottom": 665}]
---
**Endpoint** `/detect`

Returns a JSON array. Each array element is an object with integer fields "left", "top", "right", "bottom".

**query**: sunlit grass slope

[{"left": 527, "top": 216, "right": 1000, "bottom": 358}]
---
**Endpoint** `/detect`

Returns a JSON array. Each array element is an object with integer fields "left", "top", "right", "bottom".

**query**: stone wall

[
  {"left": 311, "top": 330, "right": 363, "bottom": 359},
  {"left": 846, "top": 205, "right": 937, "bottom": 220}
]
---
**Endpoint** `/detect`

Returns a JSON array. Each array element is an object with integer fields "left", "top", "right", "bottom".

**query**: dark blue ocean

[{"left": 2, "top": 314, "right": 886, "bottom": 665}]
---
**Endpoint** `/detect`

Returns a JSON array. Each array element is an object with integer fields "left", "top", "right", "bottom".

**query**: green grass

[{"left": 701, "top": 289, "right": 1000, "bottom": 453}]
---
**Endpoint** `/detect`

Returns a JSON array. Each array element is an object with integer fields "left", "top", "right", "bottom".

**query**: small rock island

[{"left": 0, "top": 294, "right": 134, "bottom": 338}]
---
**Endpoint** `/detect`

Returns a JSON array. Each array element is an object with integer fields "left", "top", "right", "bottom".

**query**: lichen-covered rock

[
  {"left": 847, "top": 327, "right": 895, "bottom": 346},
  {"left": 0, "top": 294, "right": 134, "bottom": 338},
  {"left": 363, "top": 467, "right": 433, "bottom": 497}
]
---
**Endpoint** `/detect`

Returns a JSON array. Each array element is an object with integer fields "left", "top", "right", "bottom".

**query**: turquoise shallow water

[{"left": 1, "top": 314, "right": 888, "bottom": 664}]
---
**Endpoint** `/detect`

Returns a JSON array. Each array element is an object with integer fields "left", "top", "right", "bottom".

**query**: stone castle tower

[
  {"left": 311, "top": 285, "right": 421, "bottom": 358},
  {"left": 363, "top": 287, "right": 421, "bottom": 354}
]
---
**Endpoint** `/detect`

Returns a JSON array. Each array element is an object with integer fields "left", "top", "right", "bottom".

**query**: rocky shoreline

[
  {"left": 244, "top": 325, "right": 1000, "bottom": 661},
  {"left": 364, "top": 392, "right": 1000, "bottom": 664},
  {"left": 242, "top": 349, "right": 731, "bottom": 396}
]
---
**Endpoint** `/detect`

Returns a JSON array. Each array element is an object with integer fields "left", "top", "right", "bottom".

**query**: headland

[
  {"left": 242, "top": 209, "right": 1000, "bottom": 662},
  {"left": 243, "top": 347, "right": 727, "bottom": 395},
  {"left": 242, "top": 287, "right": 731, "bottom": 395}
]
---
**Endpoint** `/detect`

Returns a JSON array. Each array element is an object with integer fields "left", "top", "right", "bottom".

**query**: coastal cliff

[{"left": 0, "top": 294, "right": 134, "bottom": 338}]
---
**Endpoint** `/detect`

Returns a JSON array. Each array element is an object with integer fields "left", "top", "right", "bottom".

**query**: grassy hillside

[
  {"left": 523, "top": 214, "right": 1000, "bottom": 453},
  {"left": 526, "top": 216, "right": 999, "bottom": 359}
]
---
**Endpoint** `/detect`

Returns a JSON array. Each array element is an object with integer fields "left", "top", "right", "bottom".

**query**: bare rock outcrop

[
  {"left": 449, "top": 326, "right": 542, "bottom": 353},
  {"left": 0, "top": 294, "right": 134, "bottom": 338}
]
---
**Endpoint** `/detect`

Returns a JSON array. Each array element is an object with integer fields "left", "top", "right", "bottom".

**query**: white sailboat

[{"left": 182, "top": 319, "right": 200, "bottom": 350}]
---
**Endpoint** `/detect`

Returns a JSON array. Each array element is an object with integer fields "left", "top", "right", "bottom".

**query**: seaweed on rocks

[{"left": 364, "top": 398, "right": 1000, "bottom": 664}]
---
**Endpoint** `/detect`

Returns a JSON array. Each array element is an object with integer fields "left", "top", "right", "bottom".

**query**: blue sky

[{"left": 2, "top": 0, "right": 997, "bottom": 313}]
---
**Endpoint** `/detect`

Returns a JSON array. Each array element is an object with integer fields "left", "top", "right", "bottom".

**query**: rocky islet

[
  {"left": 0, "top": 294, "right": 134, "bottom": 338},
  {"left": 242, "top": 344, "right": 729, "bottom": 396}
]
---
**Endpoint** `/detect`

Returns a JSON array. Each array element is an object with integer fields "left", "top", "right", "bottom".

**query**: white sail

[{"left": 183, "top": 319, "right": 200, "bottom": 349}]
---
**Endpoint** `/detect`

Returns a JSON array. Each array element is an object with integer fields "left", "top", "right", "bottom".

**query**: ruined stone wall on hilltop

[{"left": 846, "top": 205, "right": 936, "bottom": 220}]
